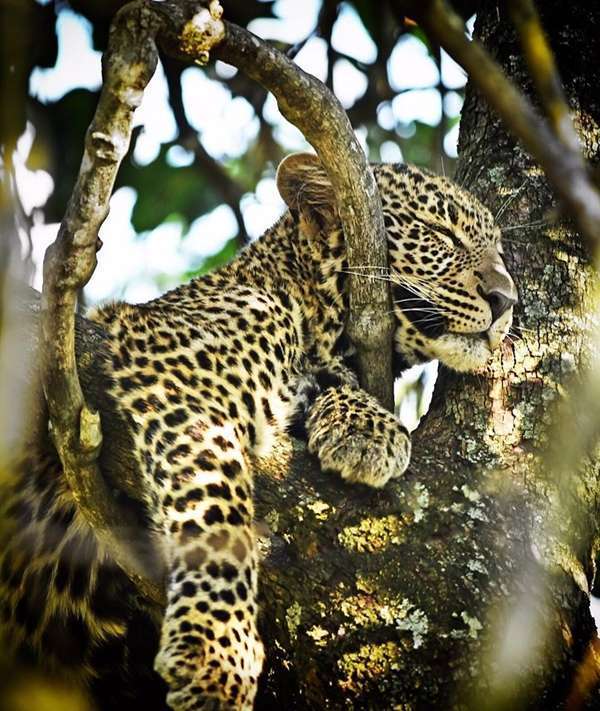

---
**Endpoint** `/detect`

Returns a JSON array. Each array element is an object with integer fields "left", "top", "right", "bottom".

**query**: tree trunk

[
  {"left": 7, "top": 1, "right": 600, "bottom": 708},
  {"left": 242, "top": 2, "right": 600, "bottom": 707}
]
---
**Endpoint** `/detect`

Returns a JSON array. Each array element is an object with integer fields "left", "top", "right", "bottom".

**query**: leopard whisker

[
  {"left": 393, "top": 280, "right": 439, "bottom": 302},
  {"left": 341, "top": 270, "right": 441, "bottom": 305},
  {"left": 339, "top": 270, "right": 442, "bottom": 312},
  {"left": 502, "top": 220, "right": 551, "bottom": 232},
  {"left": 339, "top": 269, "right": 395, "bottom": 285},
  {"left": 346, "top": 264, "right": 392, "bottom": 271},
  {"left": 394, "top": 308, "right": 444, "bottom": 314},
  {"left": 393, "top": 293, "right": 440, "bottom": 304},
  {"left": 495, "top": 178, "right": 528, "bottom": 222}
]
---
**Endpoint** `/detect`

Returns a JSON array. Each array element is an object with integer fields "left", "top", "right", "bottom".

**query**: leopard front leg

[
  {"left": 306, "top": 385, "right": 411, "bottom": 488},
  {"left": 153, "top": 426, "right": 264, "bottom": 710}
]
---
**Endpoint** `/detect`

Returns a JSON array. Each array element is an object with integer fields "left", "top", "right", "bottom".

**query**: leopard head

[
  {"left": 277, "top": 154, "right": 517, "bottom": 374},
  {"left": 373, "top": 162, "right": 517, "bottom": 372}
]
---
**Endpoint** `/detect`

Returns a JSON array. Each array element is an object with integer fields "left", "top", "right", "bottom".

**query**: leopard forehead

[{"left": 373, "top": 162, "right": 499, "bottom": 248}]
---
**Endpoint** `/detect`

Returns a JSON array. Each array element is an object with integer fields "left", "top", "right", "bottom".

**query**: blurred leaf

[
  {"left": 350, "top": 0, "right": 382, "bottom": 45},
  {"left": 408, "top": 25, "right": 431, "bottom": 50},
  {"left": 117, "top": 146, "right": 221, "bottom": 233},
  {"left": 0, "top": 0, "right": 58, "bottom": 148},
  {"left": 38, "top": 89, "right": 98, "bottom": 222},
  {"left": 399, "top": 122, "right": 438, "bottom": 166},
  {"left": 183, "top": 238, "right": 239, "bottom": 280}
]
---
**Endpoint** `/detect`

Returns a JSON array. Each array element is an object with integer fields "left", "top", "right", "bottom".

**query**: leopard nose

[{"left": 484, "top": 290, "right": 517, "bottom": 322}]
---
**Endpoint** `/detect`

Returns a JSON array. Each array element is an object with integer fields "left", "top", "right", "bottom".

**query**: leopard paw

[
  {"left": 306, "top": 385, "right": 411, "bottom": 488},
  {"left": 155, "top": 621, "right": 263, "bottom": 711}
]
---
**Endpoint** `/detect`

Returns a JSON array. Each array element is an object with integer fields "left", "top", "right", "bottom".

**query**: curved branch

[
  {"left": 39, "top": 2, "right": 170, "bottom": 605},
  {"left": 508, "top": 0, "right": 581, "bottom": 154},
  {"left": 214, "top": 21, "right": 394, "bottom": 409},
  {"left": 39, "top": 0, "right": 396, "bottom": 611},
  {"left": 157, "top": 4, "right": 395, "bottom": 407}
]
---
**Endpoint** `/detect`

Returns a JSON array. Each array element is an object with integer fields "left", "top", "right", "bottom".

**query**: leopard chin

[
  {"left": 431, "top": 332, "right": 493, "bottom": 372},
  {"left": 436, "top": 307, "right": 514, "bottom": 372},
  {"left": 394, "top": 307, "right": 514, "bottom": 373}
]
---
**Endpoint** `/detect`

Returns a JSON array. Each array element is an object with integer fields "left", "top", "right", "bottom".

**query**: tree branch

[
  {"left": 508, "top": 0, "right": 582, "bottom": 155},
  {"left": 212, "top": 21, "right": 395, "bottom": 409},
  {"left": 39, "top": 0, "right": 399, "bottom": 610},
  {"left": 39, "top": 2, "right": 183, "bottom": 606}
]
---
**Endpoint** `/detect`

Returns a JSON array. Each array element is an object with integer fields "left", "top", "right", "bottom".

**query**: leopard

[{"left": 0, "top": 153, "right": 517, "bottom": 710}]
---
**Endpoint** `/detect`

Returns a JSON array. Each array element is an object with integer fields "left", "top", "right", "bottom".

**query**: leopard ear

[{"left": 276, "top": 152, "right": 338, "bottom": 227}]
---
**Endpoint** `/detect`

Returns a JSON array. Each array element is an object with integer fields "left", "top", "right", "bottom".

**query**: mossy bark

[{"left": 253, "top": 1, "right": 600, "bottom": 708}]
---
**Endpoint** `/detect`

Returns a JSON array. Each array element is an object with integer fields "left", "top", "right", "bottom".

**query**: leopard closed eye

[{"left": 0, "top": 153, "right": 516, "bottom": 710}]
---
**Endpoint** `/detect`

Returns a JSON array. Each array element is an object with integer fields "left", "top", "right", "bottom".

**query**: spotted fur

[{"left": 0, "top": 154, "right": 516, "bottom": 709}]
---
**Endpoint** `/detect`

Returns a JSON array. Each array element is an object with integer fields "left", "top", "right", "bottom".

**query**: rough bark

[{"left": 12, "top": 0, "right": 600, "bottom": 709}]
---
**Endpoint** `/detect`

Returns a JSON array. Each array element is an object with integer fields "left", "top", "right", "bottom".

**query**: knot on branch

[
  {"left": 79, "top": 405, "right": 103, "bottom": 460},
  {"left": 89, "top": 131, "right": 123, "bottom": 163},
  {"left": 208, "top": 0, "right": 223, "bottom": 21},
  {"left": 107, "top": 3, "right": 160, "bottom": 90},
  {"left": 179, "top": 5, "right": 225, "bottom": 65}
]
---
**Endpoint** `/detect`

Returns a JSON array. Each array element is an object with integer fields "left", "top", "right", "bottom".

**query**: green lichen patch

[
  {"left": 306, "top": 624, "right": 330, "bottom": 647},
  {"left": 338, "top": 514, "right": 408, "bottom": 553},
  {"left": 306, "top": 499, "right": 332, "bottom": 521},
  {"left": 338, "top": 641, "right": 404, "bottom": 694},
  {"left": 286, "top": 601, "right": 302, "bottom": 642},
  {"left": 335, "top": 582, "right": 429, "bottom": 649},
  {"left": 264, "top": 509, "right": 280, "bottom": 533},
  {"left": 460, "top": 611, "right": 483, "bottom": 639},
  {"left": 461, "top": 484, "right": 481, "bottom": 502},
  {"left": 411, "top": 482, "right": 430, "bottom": 522},
  {"left": 394, "top": 603, "right": 429, "bottom": 649}
]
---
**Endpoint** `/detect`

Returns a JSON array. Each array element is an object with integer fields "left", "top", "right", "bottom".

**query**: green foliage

[
  {"left": 400, "top": 122, "right": 440, "bottom": 167},
  {"left": 183, "top": 238, "right": 239, "bottom": 280},
  {"left": 117, "top": 147, "right": 221, "bottom": 233},
  {"left": 35, "top": 89, "right": 98, "bottom": 223}
]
